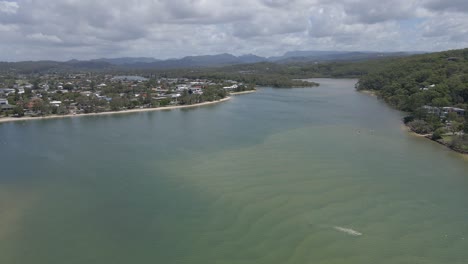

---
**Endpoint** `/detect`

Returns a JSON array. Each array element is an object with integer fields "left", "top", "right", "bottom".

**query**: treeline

[
  {"left": 356, "top": 49, "right": 468, "bottom": 112},
  {"left": 147, "top": 63, "right": 319, "bottom": 88},
  {"left": 147, "top": 59, "right": 398, "bottom": 87},
  {"left": 355, "top": 48, "right": 468, "bottom": 152}
]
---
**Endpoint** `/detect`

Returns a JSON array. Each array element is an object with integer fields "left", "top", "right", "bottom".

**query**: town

[{"left": 0, "top": 73, "right": 255, "bottom": 118}]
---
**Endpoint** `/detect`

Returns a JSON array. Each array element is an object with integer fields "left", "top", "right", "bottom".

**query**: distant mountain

[
  {"left": 269, "top": 50, "right": 424, "bottom": 63},
  {"left": 120, "top": 53, "right": 268, "bottom": 69},
  {"left": 0, "top": 50, "right": 423, "bottom": 73},
  {"left": 66, "top": 60, "right": 114, "bottom": 69},
  {"left": 238, "top": 54, "right": 267, "bottom": 64},
  {"left": 269, "top": 50, "right": 349, "bottom": 61},
  {"left": 91, "top": 57, "right": 160, "bottom": 65}
]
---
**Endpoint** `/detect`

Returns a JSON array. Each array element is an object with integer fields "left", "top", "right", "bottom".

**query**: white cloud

[
  {"left": 26, "top": 33, "right": 63, "bottom": 44},
  {"left": 0, "top": 0, "right": 467, "bottom": 61},
  {"left": 0, "top": 1, "right": 18, "bottom": 14}
]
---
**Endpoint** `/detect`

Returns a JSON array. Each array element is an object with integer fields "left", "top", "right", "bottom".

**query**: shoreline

[
  {"left": 358, "top": 90, "right": 377, "bottom": 97},
  {"left": 229, "top": 90, "right": 256, "bottom": 95},
  {"left": 0, "top": 97, "right": 231, "bottom": 124},
  {"left": 402, "top": 124, "right": 468, "bottom": 158}
]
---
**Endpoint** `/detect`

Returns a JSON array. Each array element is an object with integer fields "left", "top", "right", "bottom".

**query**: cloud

[
  {"left": 26, "top": 33, "right": 63, "bottom": 44},
  {"left": 425, "top": 0, "right": 468, "bottom": 13},
  {"left": 0, "top": 0, "right": 467, "bottom": 61},
  {"left": 0, "top": 1, "right": 18, "bottom": 14}
]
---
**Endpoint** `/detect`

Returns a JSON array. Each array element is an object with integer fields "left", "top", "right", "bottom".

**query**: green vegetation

[
  {"left": 355, "top": 48, "right": 468, "bottom": 153},
  {"left": 148, "top": 63, "right": 319, "bottom": 88},
  {"left": 356, "top": 49, "right": 468, "bottom": 112}
]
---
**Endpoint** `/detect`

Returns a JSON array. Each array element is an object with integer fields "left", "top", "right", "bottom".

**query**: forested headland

[{"left": 355, "top": 48, "right": 468, "bottom": 153}]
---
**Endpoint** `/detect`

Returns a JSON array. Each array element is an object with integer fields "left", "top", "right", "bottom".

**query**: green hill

[
  {"left": 355, "top": 48, "right": 468, "bottom": 152},
  {"left": 356, "top": 48, "right": 468, "bottom": 112}
]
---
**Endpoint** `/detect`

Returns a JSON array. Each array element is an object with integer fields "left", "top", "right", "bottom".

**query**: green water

[{"left": 1, "top": 79, "right": 467, "bottom": 264}]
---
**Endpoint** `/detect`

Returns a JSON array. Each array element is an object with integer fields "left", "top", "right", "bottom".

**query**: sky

[{"left": 0, "top": 0, "right": 467, "bottom": 61}]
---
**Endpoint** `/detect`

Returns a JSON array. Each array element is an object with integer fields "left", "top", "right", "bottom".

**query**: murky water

[{"left": 1, "top": 79, "right": 467, "bottom": 264}]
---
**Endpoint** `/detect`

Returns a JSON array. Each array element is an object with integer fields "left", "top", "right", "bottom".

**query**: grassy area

[{"left": 439, "top": 135, "right": 468, "bottom": 153}]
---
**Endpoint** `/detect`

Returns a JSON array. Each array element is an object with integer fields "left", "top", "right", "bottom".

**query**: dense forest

[
  {"left": 356, "top": 48, "right": 468, "bottom": 153},
  {"left": 356, "top": 49, "right": 468, "bottom": 111}
]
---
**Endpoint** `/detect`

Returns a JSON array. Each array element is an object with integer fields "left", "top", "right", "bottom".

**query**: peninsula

[{"left": 0, "top": 74, "right": 257, "bottom": 123}]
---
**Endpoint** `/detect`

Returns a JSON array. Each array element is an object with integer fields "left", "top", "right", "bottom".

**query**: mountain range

[
  {"left": 87, "top": 51, "right": 421, "bottom": 68},
  {"left": 0, "top": 50, "right": 424, "bottom": 73}
]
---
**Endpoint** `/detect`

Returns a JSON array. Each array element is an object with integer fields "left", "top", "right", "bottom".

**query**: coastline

[
  {"left": 402, "top": 124, "right": 468, "bottom": 158},
  {"left": 0, "top": 97, "right": 231, "bottom": 124},
  {"left": 358, "top": 90, "right": 377, "bottom": 97},
  {"left": 229, "top": 90, "right": 256, "bottom": 95}
]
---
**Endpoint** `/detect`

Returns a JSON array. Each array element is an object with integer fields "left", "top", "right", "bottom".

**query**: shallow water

[{"left": 1, "top": 79, "right": 467, "bottom": 264}]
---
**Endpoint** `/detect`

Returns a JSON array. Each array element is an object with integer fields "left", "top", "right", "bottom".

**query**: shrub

[
  {"left": 403, "top": 115, "right": 414, "bottom": 124},
  {"left": 431, "top": 128, "right": 447, "bottom": 140},
  {"left": 407, "top": 119, "right": 433, "bottom": 134}
]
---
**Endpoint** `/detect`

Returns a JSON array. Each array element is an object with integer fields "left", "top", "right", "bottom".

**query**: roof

[{"left": 1, "top": 104, "right": 14, "bottom": 109}]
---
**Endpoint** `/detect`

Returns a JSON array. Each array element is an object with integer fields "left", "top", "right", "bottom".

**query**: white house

[
  {"left": 190, "top": 88, "right": 203, "bottom": 95},
  {"left": 177, "top": 85, "right": 189, "bottom": 91},
  {"left": 223, "top": 84, "right": 238, "bottom": 90},
  {"left": 50, "top": 101, "right": 62, "bottom": 107},
  {"left": 0, "top": 98, "right": 8, "bottom": 105}
]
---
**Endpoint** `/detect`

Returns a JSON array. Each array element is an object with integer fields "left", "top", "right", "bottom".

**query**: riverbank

[
  {"left": 403, "top": 124, "right": 468, "bottom": 158},
  {"left": 0, "top": 97, "right": 231, "bottom": 124},
  {"left": 358, "top": 89, "right": 377, "bottom": 97}
]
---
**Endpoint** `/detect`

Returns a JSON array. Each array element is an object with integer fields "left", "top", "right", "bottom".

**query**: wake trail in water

[{"left": 333, "top": 226, "right": 363, "bottom": 236}]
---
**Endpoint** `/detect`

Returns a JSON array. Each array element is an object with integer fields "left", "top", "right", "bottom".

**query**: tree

[
  {"left": 407, "top": 120, "right": 433, "bottom": 134},
  {"left": 31, "top": 79, "right": 39, "bottom": 90},
  {"left": 63, "top": 83, "right": 74, "bottom": 91},
  {"left": 432, "top": 128, "right": 447, "bottom": 140},
  {"left": 110, "top": 98, "right": 124, "bottom": 111},
  {"left": 12, "top": 105, "right": 24, "bottom": 117},
  {"left": 449, "top": 121, "right": 463, "bottom": 135}
]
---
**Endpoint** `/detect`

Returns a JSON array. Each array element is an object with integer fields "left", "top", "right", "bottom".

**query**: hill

[
  {"left": 356, "top": 48, "right": 468, "bottom": 112},
  {"left": 356, "top": 48, "right": 468, "bottom": 152}
]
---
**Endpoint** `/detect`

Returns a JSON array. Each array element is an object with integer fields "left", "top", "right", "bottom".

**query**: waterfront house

[
  {"left": 423, "top": 105, "right": 466, "bottom": 118},
  {"left": 223, "top": 84, "right": 238, "bottom": 90},
  {"left": 442, "top": 107, "right": 465, "bottom": 116},
  {"left": 50, "top": 101, "right": 62, "bottom": 107},
  {"left": 1, "top": 104, "right": 14, "bottom": 112},
  {"left": 422, "top": 105, "right": 441, "bottom": 115}
]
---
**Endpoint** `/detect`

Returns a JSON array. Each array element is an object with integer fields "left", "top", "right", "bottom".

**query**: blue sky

[{"left": 0, "top": 0, "right": 467, "bottom": 61}]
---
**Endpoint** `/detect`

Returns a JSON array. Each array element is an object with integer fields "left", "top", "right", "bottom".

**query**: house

[
  {"left": 420, "top": 84, "right": 435, "bottom": 91},
  {"left": 0, "top": 88, "right": 15, "bottom": 95},
  {"left": 422, "top": 105, "right": 441, "bottom": 115},
  {"left": 423, "top": 105, "right": 465, "bottom": 117},
  {"left": 177, "top": 85, "right": 189, "bottom": 91},
  {"left": 0, "top": 98, "right": 8, "bottom": 105},
  {"left": 223, "top": 84, "right": 238, "bottom": 90},
  {"left": 442, "top": 107, "right": 465, "bottom": 116},
  {"left": 189, "top": 88, "right": 203, "bottom": 95},
  {"left": 0, "top": 104, "right": 13, "bottom": 112},
  {"left": 50, "top": 101, "right": 62, "bottom": 107}
]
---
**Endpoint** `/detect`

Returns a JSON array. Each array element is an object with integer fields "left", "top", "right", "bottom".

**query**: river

[{"left": 0, "top": 78, "right": 467, "bottom": 264}]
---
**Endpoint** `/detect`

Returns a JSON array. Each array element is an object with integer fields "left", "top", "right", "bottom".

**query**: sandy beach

[
  {"left": 229, "top": 90, "right": 257, "bottom": 95},
  {"left": 0, "top": 97, "right": 231, "bottom": 124},
  {"left": 358, "top": 90, "right": 377, "bottom": 97},
  {"left": 402, "top": 124, "right": 468, "bottom": 159}
]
